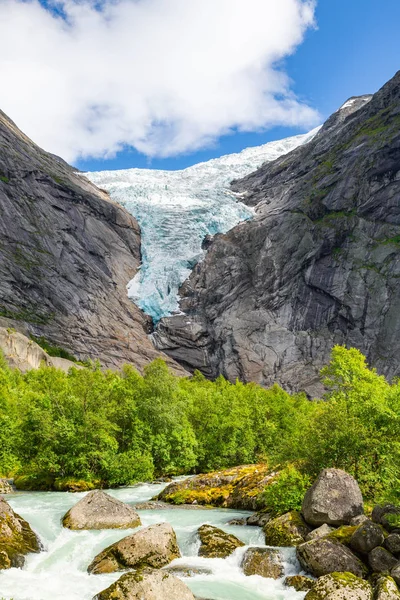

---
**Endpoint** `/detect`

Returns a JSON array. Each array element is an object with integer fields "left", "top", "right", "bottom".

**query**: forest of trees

[{"left": 0, "top": 346, "right": 399, "bottom": 504}]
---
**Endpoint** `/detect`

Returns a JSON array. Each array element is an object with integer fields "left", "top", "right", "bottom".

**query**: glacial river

[{"left": 1, "top": 481, "right": 306, "bottom": 600}]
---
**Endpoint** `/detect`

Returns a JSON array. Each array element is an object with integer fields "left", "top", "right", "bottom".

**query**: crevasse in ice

[{"left": 87, "top": 127, "right": 319, "bottom": 322}]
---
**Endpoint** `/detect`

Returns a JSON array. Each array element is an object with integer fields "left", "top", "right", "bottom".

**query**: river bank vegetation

[{"left": 0, "top": 346, "right": 399, "bottom": 506}]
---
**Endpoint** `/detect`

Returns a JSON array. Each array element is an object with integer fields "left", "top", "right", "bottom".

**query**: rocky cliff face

[
  {"left": 0, "top": 110, "right": 183, "bottom": 373},
  {"left": 154, "top": 71, "right": 400, "bottom": 395}
]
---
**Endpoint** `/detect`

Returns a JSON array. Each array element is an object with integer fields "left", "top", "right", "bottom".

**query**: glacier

[{"left": 87, "top": 128, "right": 319, "bottom": 323}]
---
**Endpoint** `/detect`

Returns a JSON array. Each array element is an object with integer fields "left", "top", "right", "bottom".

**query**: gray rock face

[
  {"left": 93, "top": 568, "right": 195, "bottom": 600},
  {"left": 350, "top": 521, "right": 385, "bottom": 554},
  {"left": 302, "top": 469, "right": 364, "bottom": 527},
  {"left": 368, "top": 546, "right": 398, "bottom": 573},
  {"left": 154, "top": 71, "right": 400, "bottom": 395},
  {"left": 87, "top": 523, "right": 180, "bottom": 574},
  {"left": 297, "top": 538, "right": 367, "bottom": 578},
  {"left": 0, "top": 109, "right": 184, "bottom": 375},
  {"left": 241, "top": 547, "right": 283, "bottom": 579},
  {"left": 62, "top": 490, "right": 141, "bottom": 530},
  {"left": 304, "top": 572, "right": 373, "bottom": 600}
]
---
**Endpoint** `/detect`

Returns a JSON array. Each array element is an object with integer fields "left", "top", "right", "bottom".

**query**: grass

[{"left": 30, "top": 335, "right": 78, "bottom": 362}]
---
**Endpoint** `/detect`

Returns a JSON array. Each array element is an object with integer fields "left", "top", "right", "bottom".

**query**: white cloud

[{"left": 0, "top": 0, "right": 319, "bottom": 162}]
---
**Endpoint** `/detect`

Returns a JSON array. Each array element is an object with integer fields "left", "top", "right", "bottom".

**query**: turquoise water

[{"left": 0, "top": 482, "right": 306, "bottom": 600}]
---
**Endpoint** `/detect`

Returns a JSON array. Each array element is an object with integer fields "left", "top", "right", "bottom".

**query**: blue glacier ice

[{"left": 86, "top": 128, "right": 319, "bottom": 322}]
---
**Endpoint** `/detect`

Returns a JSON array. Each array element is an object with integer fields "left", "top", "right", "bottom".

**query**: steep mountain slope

[
  {"left": 0, "top": 110, "right": 183, "bottom": 373},
  {"left": 154, "top": 72, "right": 400, "bottom": 395}
]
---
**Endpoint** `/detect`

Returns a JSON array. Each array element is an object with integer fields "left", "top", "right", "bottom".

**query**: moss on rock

[{"left": 264, "top": 511, "right": 311, "bottom": 547}]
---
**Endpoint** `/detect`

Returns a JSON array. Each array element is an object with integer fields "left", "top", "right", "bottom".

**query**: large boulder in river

[
  {"left": 304, "top": 572, "right": 373, "bottom": 600},
  {"left": 241, "top": 547, "right": 283, "bottom": 579},
  {"left": 297, "top": 538, "right": 368, "bottom": 578},
  {"left": 302, "top": 469, "right": 364, "bottom": 526},
  {"left": 264, "top": 511, "right": 311, "bottom": 547},
  {"left": 0, "top": 496, "right": 41, "bottom": 569},
  {"left": 88, "top": 523, "right": 180, "bottom": 574},
  {"left": 93, "top": 568, "right": 195, "bottom": 600},
  {"left": 197, "top": 524, "right": 244, "bottom": 558},
  {"left": 62, "top": 490, "right": 141, "bottom": 530}
]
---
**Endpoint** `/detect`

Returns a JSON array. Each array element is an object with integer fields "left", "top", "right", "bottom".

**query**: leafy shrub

[{"left": 261, "top": 466, "right": 311, "bottom": 515}]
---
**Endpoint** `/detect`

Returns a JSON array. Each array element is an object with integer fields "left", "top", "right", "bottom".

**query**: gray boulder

[
  {"left": 304, "top": 572, "right": 373, "bottom": 600},
  {"left": 391, "top": 562, "right": 400, "bottom": 586},
  {"left": 88, "top": 523, "right": 180, "bottom": 574},
  {"left": 297, "top": 538, "right": 368, "bottom": 578},
  {"left": 350, "top": 520, "right": 385, "bottom": 554},
  {"left": 62, "top": 490, "right": 141, "bottom": 530},
  {"left": 263, "top": 511, "right": 311, "bottom": 546},
  {"left": 93, "top": 568, "right": 195, "bottom": 600},
  {"left": 373, "top": 575, "right": 400, "bottom": 600},
  {"left": 306, "top": 524, "right": 335, "bottom": 541},
  {"left": 302, "top": 469, "right": 364, "bottom": 526},
  {"left": 385, "top": 534, "right": 400, "bottom": 556},
  {"left": 368, "top": 546, "right": 398, "bottom": 573},
  {"left": 197, "top": 524, "right": 244, "bottom": 558},
  {"left": 241, "top": 547, "right": 283, "bottom": 579},
  {"left": 247, "top": 510, "right": 271, "bottom": 527}
]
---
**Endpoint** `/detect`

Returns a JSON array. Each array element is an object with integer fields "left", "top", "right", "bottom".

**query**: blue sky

[
  {"left": 1, "top": 1, "right": 398, "bottom": 172},
  {"left": 76, "top": 0, "right": 400, "bottom": 172}
]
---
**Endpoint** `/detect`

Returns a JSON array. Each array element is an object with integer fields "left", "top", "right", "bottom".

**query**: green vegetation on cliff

[{"left": 0, "top": 346, "right": 399, "bottom": 501}]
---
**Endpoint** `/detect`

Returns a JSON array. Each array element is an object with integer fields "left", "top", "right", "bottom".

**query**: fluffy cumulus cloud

[{"left": 0, "top": 0, "right": 319, "bottom": 162}]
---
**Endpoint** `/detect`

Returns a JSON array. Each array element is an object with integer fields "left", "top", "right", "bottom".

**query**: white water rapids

[{"left": 0, "top": 481, "right": 307, "bottom": 600}]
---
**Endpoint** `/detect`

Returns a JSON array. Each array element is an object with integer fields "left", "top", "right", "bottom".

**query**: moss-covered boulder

[
  {"left": 246, "top": 509, "right": 272, "bottom": 527},
  {"left": 0, "top": 496, "right": 41, "bottom": 569},
  {"left": 297, "top": 538, "right": 368, "bottom": 578},
  {"left": 384, "top": 533, "right": 400, "bottom": 556},
  {"left": 263, "top": 511, "right": 311, "bottom": 547},
  {"left": 302, "top": 469, "right": 364, "bottom": 527},
  {"left": 349, "top": 521, "right": 385, "bottom": 555},
  {"left": 304, "top": 572, "right": 373, "bottom": 599},
  {"left": 372, "top": 504, "right": 400, "bottom": 533},
  {"left": 285, "top": 575, "right": 315, "bottom": 591},
  {"left": 157, "top": 464, "right": 274, "bottom": 510},
  {"left": 88, "top": 523, "right": 180, "bottom": 574},
  {"left": 62, "top": 490, "right": 141, "bottom": 530},
  {"left": 373, "top": 575, "right": 400, "bottom": 600},
  {"left": 93, "top": 568, "right": 195, "bottom": 600},
  {"left": 197, "top": 524, "right": 244, "bottom": 558},
  {"left": 241, "top": 547, "right": 283, "bottom": 579}
]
